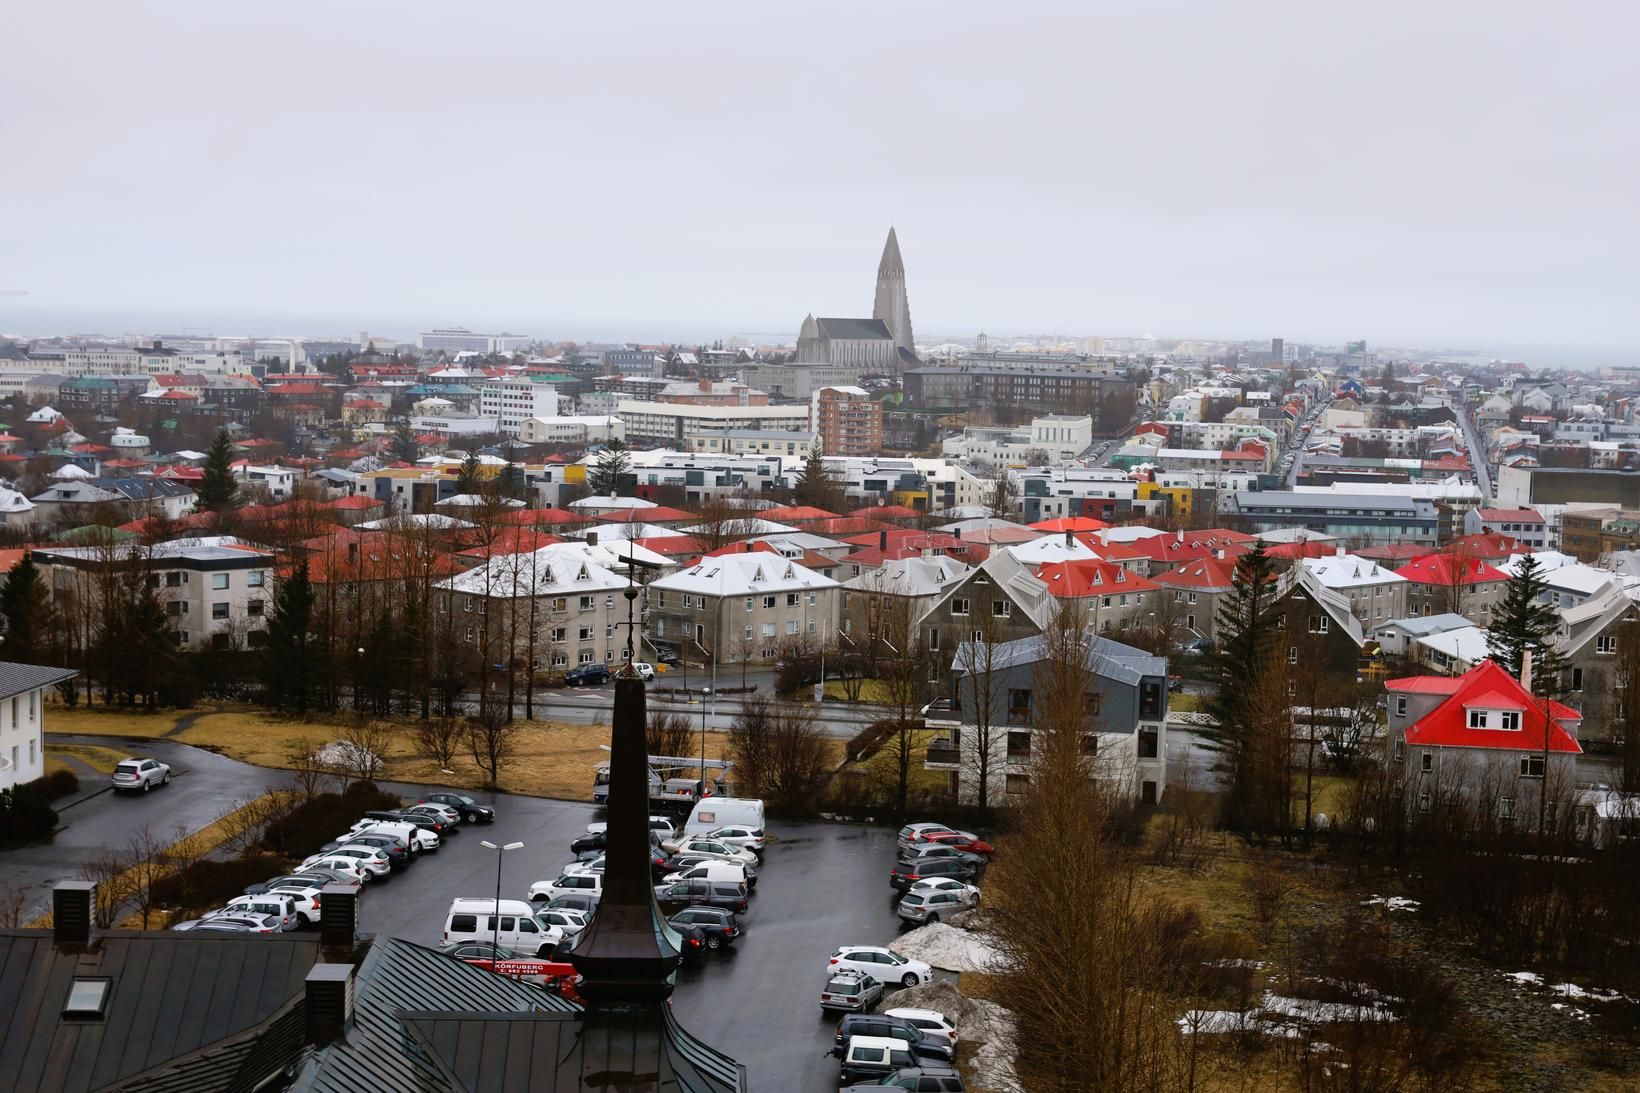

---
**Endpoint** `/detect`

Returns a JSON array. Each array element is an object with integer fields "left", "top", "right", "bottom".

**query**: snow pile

[
  {"left": 882, "top": 981, "right": 1021, "bottom": 1092},
  {"left": 1178, "top": 991, "right": 1397, "bottom": 1038},
  {"left": 892, "top": 921, "right": 1007, "bottom": 974},
  {"left": 314, "top": 740, "right": 382, "bottom": 775},
  {"left": 1360, "top": 894, "right": 1421, "bottom": 912},
  {"left": 1505, "top": 971, "right": 1630, "bottom": 1004}
]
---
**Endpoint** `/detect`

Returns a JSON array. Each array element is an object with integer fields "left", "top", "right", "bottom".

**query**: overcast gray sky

[{"left": 3, "top": 1, "right": 1636, "bottom": 356}]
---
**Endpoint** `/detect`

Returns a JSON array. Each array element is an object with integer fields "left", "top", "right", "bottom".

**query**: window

[
  {"left": 1421, "top": 751, "right": 1434, "bottom": 772},
  {"left": 786, "top": 620, "right": 799, "bottom": 635},
  {"left": 1005, "top": 773, "right": 1030, "bottom": 795},
  {"left": 1080, "top": 733, "right": 1099, "bottom": 756},
  {"left": 762, "top": 623, "right": 776, "bottom": 637},
  {"left": 1500, "top": 710, "right": 1520, "bottom": 731},
  {"left": 1006, "top": 730, "right": 1032, "bottom": 758},
  {"left": 1308, "top": 614, "right": 1329, "bottom": 634},
  {"left": 787, "top": 593, "right": 799, "bottom": 607},
  {"left": 1187, "top": 592, "right": 1197, "bottom": 604},
  {"left": 1418, "top": 792, "right": 1432, "bottom": 814},
  {"left": 550, "top": 627, "right": 566, "bottom": 642},
  {"left": 763, "top": 595, "right": 776, "bottom": 609},
  {"left": 579, "top": 650, "right": 594, "bottom": 664},
  {"left": 1395, "top": 696, "right": 1407, "bottom": 717},
  {"left": 950, "top": 598, "right": 970, "bottom": 616},
  {"left": 1173, "top": 590, "right": 1183, "bottom": 602},
  {"left": 580, "top": 595, "right": 595, "bottom": 611},
  {"left": 211, "top": 602, "right": 229, "bottom": 620},
  {"left": 211, "top": 573, "right": 229, "bottom": 590},
  {"left": 1287, "top": 646, "right": 1298, "bottom": 664},
  {"left": 993, "top": 600, "right": 1011, "bottom": 618},
  {"left": 1138, "top": 726, "right": 1159, "bottom": 759},
  {"left": 1007, "top": 689, "right": 1032, "bottom": 723},
  {"left": 166, "top": 572, "right": 182, "bottom": 588},
  {"left": 247, "top": 570, "right": 264, "bottom": 587},
  {"left": 744, "top": 597, "right": 754, "bottom": 612},
  {"left": 247, "top": 599, "right": 264, "bottom": 617},
  {"left": 1499, "top": 796, "right": 1516, "bottom": 819},
  {"left": 463, "top": 627, "right": 475, "bottom": 643},
  {"left": 1520, "top": 755, "right": 1545, "bottom": 778},
  {"left": 744, "top": 625, "right": 753, "bottom": 639},
  {"left": 579, "top": 626, "right": 593, "bottom": 640},
  {"left": 1467, "top": 709, "right": 1486, "bottom": 728},
  {"left": 63, "top": 978, "right": 111, "bottom": 1021},
  {"left": 1597, "top": 635, "right": 1617, "bottom": 654}
]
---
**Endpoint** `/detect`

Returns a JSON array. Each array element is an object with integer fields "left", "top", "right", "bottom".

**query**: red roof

[
  {"left": 1385, "top": 676, "right": 1464, "bottom": 695},
  {"left": 595, "top": 505, "right": 696, "bottom": 524},
  {"left": 1442, "top": 533, "right": 1523, "bottom": 560},
  {"left": 1034, "top": 559, "right": 1158, "bottom": 598},
  {"left": 1263, "top": 539, "right": 1341, "bottom": 561},
  {"left": 847, "top": 504, "right": 923, "bottom": 521},
  {"left": 631, "top": 535, "right": 707, "bottom": 557},
  {"left": 793, "top": 516, "right": 895, "bottom": 537},
  {"left": 1397, "top": 659, "right": 1581, "bottom": 754},
  {"left": 501, "top": 507, "right": 595, "bottom": 527},
  {"left": 759, "top": 505, "right": 838, "bottom": 522},
  {"left": 1029, "top": 516, "right": 1111, "bottom": 533},
  {"left": 1125, "top": 533, "right": 1252, "bottom": 568},
  {"left": 1355, "top": 542, "right": 1427, "bottom": 563},
  {"left": 325, "top": 495, "right": 385, "bottom": 511},
  {"left": 1150, "top": 557, "right": 1237, "bottom": 590},
  {"left": 456, "top": 527, "right": 563, "bottom": 559},
  {"left": 1394, "top": 553, "right": 1509, "bottom": 587},
  {"left": 1475, "top": 508, "right": 1545, "bottom": 524}
]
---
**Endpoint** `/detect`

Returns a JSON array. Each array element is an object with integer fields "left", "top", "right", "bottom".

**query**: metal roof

[{"left": 0, "top": 662, "right": 77, "bottom": 700}]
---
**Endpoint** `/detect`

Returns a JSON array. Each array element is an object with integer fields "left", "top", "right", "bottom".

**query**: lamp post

[
  {"left": 480, "top": 839, "right": 524, "bottom": 957},
  {"left": 354, "top": 646, "right": 366, "bottom": 713},
  {"left": 692, "top": 637, "right": 714, "bottom": 798}
]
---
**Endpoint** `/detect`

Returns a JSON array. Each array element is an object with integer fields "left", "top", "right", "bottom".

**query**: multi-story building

[
  {"left": 0, "top": 662, "right": 79, "bottom": 791},
  {"left": 657, "top": 379, "right": 768, "bottom": 407},
  {"left": 1393, "top": 554, "right": 1509, "bottom": 626},
  {"left": 1017, "top": 467, "right": 1141, "bottom": 523},
  {"left": 1463, "top": 507, "right": 1548, "bottom": 549},
  {"left": 479, "top": 377, "right": 562, "bottom": 436},
  {"left": 34, "top": 537, "right": 275, "bottom": 651},
  {"left": 615, "top": 401, "right": 811, "bottom": 449},
  {"left": 819, "top": 456, "right": 988, "bottom": 512},
  {"left": 903, "top": 367, "right": 1137, "bottom": 422},
  {"left": 942, "top": 414, "right": 1093, "bottom": 466},
  {"left": 647, "top": 553, "right": 840, "bottom": 664},
  {"left": 742, "top": 360, "right": 864, "bottom": 400},
  {"left": 418, "top": 328, "right": 530, "bottom": 354},
  {"left": 1221, "top": 490, "right": 1445, "bottom": 547},
  {"left": 924, "top": 632, "right": 1169, "bottom": 805},
  {"left": 517, "top": 415, "right": 625, "bottom": 446},
  {"left": 811, "top": 386, "right": 883, "bottom": 456}
]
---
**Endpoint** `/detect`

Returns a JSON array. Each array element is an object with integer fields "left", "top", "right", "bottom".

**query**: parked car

[
  {"left": 653, "top": 878, "right": 748, "bottom": 915},
  {"left": 176, "top": 913, "right": 279, "bottom": 934},
  {"left": 659, "top": 837, "right": 757, "bottom": 866},
  {"left": 847, "top": 1066, "right": 967, "bottom": 1091},
  {"left": 839, "top": 1035, "right": 922, "bottom": 1084},
  {"left": 565, "top": 663, "right": 611, "bottom": 686},
  {"left": 536, "top": 907, "right": 590, "bottom": 937},
  {"left": 820, "top": 969, "right": 884, "bottom": 1012},
  {"left": 829, "top": 946, "right": 932, "bottom": 989},
  {"left": 889, "top": 857, "right": 977, "bottom": 891},
  {"left": 438, "top": 941, "right": 583, "bottom": 998},
  {"left": 661, "top": 860, "right": 757, "bottom": 892},
  {"left": 303, "top": 845, "right": 391, "bottom": 879},
  {"left": 111, "top": 757, "right": 171, "bottom": 793},
  {"left": 918, "top": 830, "right": 994, "bottom": 855},
  {"left": 214, "top": 894, "right": 301, "bottom": 932},
  {"left": 418, "top": 790, "right": 495, "bottom": 823},
  {"left": 403, "top": 802, "right": 462, "bottom": 828},
  {"left": 544, "top": 893, "right": 599, "bottom": 916},
  {"left": 884, "top": 1008, "right": 959, "bottom": 1045},
  {"left": 285, "top": 864, "right": 363, "bottom": 890},
  {"left": 301, "top": 856, "right": 371, "bottom": 885},
  {"left": 896, "top": 885, "right": 978, "bottom": 925},
  {"left": 585, "top": 816, "right": 674, "bottom": 839},
  {"left": 667, "top": 906, "right": 740, "bottom": 949},
  {"left": 349, "top": 818, "right": 440, "bottom": 852},
  {"left": 530, "top": 872, "right": 603, "bottom": 904},
  {"left": 671, "top": 922, "right": 708, "bottom": 963},
  {"left": 900, "top": 843, "right": 987, "bottom": 867},
  {"left": 630, "top": 661, "right": 656, "bottom": 680},
  {"left": 322, "top": 831, "right": 410, "bottom": 868},
  {"left": 895, "top": 823, "right": 954, "bottom": 849},
  {"left": 570, "top": 831, "right": 607, "bottom": 855},
  {"left": 702, "top": 825, "right": 765, "bottom": 855},
  {"left": 262, "top": 883, "right": 325, "bottom": 926},
  {"left": 442, "top": 898, "right": 564, "bottom": 956},
  {"left": 361, "top": 809, "right": 449, "bottom": 837},
  {"left": 834, "top": 1014, "right": 956, "bottom": 1062}
]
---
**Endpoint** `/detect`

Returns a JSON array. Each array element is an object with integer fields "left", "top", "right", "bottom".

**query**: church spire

[
  {"left": 872, "top": 227, "right": 916, "bottom": 364},
  {"left": 877, "top": 226, "right": 904, "bottom": 276}
]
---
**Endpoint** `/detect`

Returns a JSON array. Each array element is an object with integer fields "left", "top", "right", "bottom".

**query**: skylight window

[{"left": 63, "top": 978, "right": 111, "bottom": 1020}]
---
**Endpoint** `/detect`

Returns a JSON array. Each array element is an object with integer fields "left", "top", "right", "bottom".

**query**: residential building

[
  {"left": 840, "top": 555, "right": 971, "bottom": 649},
  {"left": 1385, "top": 659, "right": 1582, "bottom": 828},
  {"left": 1299, "top": 552, "right": 1409, "bottom": 631},
  {"left": 811, "top": 386, "right": 883, "bottom": 456},
  {"left": 658, "top": 379, "right": 768, "bottom": 406},
  {"left": 1151, "top": 557, "right": 1237, "bottom": 642},
  {"left": 925, "top": 632, "right": 1169, "bottom": 805},
  {"left": 1017, "top": 466, "right": 1140, "bottom": 523},
  {"left": 479, "top": 376, "right": 562, "bottom": 436},
  {"left": 517, "top": 415, "right": 625, "bottom": 446},
  {"left": 742, "top": 359, "right": 865, "bottom": 400},
  {"left": 418, "top": 328, "right": 531, "bottom": 354},
  {"left": 942, "top": 414, "right": 1094, "bottom": 466},
  {"left": 1394, "top": 554, "right": 1509, "bottom": 626},
  {"left": 1033, "top": 558, "right": 1161, "bottom": 636},
  {"left": 0, "top": 663, "right": 78, "bottom": 790},
  {"left": 647, "top": 554, "right": 839, "bottom": 664},
  {"left": 27, "top": 477, "right": 197, "bottom": 524},
  {"left": 903, "top": 366, "right": 1138, "bottom": 422},
  {"left": 1371, "top": 613, "right": 1475, "bottom": 658},
  {"left": 1464, "top": 506, "right": 1549, "bottom": 549},
  {"left": 615, "top": 401, "right": 811, "bottom": 449},
  {"left": 1220, "top": 490, "right": 1445, "bottom": 547}
]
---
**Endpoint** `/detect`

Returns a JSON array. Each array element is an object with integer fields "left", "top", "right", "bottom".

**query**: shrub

[
  {"left": 261, "top": 785, "right": 401, "bottom": 858},
  {"left": 23, "top": 768, "right": 80, "bottom": 801},
  {"left": 0, "top": 787, "right": 59, "bottom": 844},
  {"left": 152, "top": 854, "right": 292, "bottom": 920}
]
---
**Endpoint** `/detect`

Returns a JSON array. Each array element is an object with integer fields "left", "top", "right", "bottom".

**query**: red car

[
  {"left": 440, "top": 942, "right": 585, "bottom": 1003},
  {"left": 921, "top": 829, "right": 995, "bottom": 855}
]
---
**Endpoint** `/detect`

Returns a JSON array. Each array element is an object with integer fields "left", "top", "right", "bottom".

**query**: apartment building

[
  {"left": 647, "top": 554, "right": 839, "bottom": 664},
  {"left": 811, "top": 386, "right": 883, "bottom": 456},
  {"left": 615, "top": 401, "right": 811, "bottom": 448},
  {"left": 0, "top": 663, "right": 79, "bottom": 791},
  {"left": 942, "top": 414, "right": 1093, "bottom": 466},
  {"left": 479, "top": 377, "right": 561, "bottom": 436}
]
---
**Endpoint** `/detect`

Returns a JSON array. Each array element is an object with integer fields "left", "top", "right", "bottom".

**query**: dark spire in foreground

[{"left": 568, "top": 584, "right": 681, "bottom": 1003}]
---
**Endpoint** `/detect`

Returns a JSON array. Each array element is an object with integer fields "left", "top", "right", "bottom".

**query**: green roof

[{"left": 51, "top": 525, "right": 137, "bottom": 545}]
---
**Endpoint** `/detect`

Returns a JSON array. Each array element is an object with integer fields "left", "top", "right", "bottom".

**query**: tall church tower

[{"left": 872, "top": 227, "right": 916, "bottom": 364}]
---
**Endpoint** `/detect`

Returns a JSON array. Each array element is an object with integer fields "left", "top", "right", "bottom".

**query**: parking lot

[{"left": 351, "top": 792, "right": 915, "bottom": 1091}]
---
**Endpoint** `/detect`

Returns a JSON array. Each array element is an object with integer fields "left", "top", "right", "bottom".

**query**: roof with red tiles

[
  {"left": 1394, "top": 553, "right": 1510, "bottom": 587},
  {"left": 1033, "top": 559, "right": 1159, "bottom": 598},
  {"left": 1396, "top": 659, "right": 1581, "bottom": 754}
]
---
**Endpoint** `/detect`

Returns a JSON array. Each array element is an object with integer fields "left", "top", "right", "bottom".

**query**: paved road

[
  {"left": 354, "top": 798, "right": 919, "bottom": 1091},
  {"left": 11, "top": 734, "right": 290, "bottom": 921},
  {"left": 1453, "top": 402, "right": 1493, "bottom": 499}
]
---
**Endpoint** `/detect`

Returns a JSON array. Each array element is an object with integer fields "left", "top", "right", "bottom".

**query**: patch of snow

[
  {"left": 1178, "top": 991, "right": 1397, "bottom": 1038},
  {"left": 1179, "top": 1010, "right": 1255, "bottom": 1035},
  {"left": 1507, "top": 971, "right": 1544, "bottom": 986},
  {"left": 313, "top": 741, "right": 383, "bottom": 775},
  {"left": 1360, "top": 894, "right": 1421, "bottom": 912},
  {"left": 891, "top": 921, "right": 1007, "bottom": 974},
  {"left": 882, "top": 981, "right": 1022, "bottom": 1092}
]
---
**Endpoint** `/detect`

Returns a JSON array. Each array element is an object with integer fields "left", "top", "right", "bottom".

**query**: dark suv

[
  {"left": 847, "top": 1067, "right": 967, "bottom": 1091},
  {"left": 653, "top": 879, "right": 748, "bottom": 915},
  {"left": 834, "top": 1015, "right": 955, "bottom": 1063},
  {"left": 889, "top": 857, "right": 977, "bottom": 891},
  {"left": 565, "top": 663, "right": 611, "bottom": 686},
  {"left": 667, "top": 907, "right": 740, "bottom": 949},
  {"left": 418, "top": 791, "right": 495, "bottom": 824}
]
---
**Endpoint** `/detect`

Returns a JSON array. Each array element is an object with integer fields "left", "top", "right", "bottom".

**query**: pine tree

[
  {"left": 390, "top": 422, "right": 418, "bottom": 464},
  {"left": 1488, "top": 553, "right": 1566, "bottom": 694},
  {"left": 197, "top": 430, "right": 238, "bottom": 511},
  {"left": 0, "top": 552, "right": 52, "bottom": 664},
  {"left": 264, "top": 560, "right": 316, "bottom": 712},
  {"left": 1206, "top": 541, "right": 1285, "bottom": 833},
  {"left": 588, "top": 439, "right": 631, "bottom": 497},
  {"left": 793, "top": 448, "right": 841, "bottom": 512},
  {"left": 454, "top": 451, "right": 484, "bottom": 495}
]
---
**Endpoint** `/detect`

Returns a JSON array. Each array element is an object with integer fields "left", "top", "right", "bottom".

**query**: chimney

[
  {"left": 1065, "top": 529, "right": 1074, "bottom": 548},
  {"left": 1336, "top": 546, "right": 1346, "bottom": 556},
  {"left": 879, "top": 530, "right": 888, "bottom": 551},
  {"left": 952, "top": 527, "right": 961, "bottom": 540},
  {"left": 53, "top": 881, "right": 95, "bottom": 951},
  {"left": 586, "top": 530, "right": 598, "bottom": 547},
  {"left": 305, "top": 963, "right": 356, "bottom": 1046},
  {"left": 1176, "top": 529, "right": 1184, "bottom": 543},
  {"left": 319, "top": 884, "right": 357, "bottom": 949},
  {"left": 347, "top": 541, "right": 358, "bottom": 563}
]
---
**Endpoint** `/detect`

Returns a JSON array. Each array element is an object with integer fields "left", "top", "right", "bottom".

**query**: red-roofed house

[
  {"left": 1123, "top": 529, "right": 1254, "bottom": 576},
  {"left": 1033, "top": 559, "right": 1159, "bottom": 636},
  {"left": 1151, "top": 557, "right": 1238, "bottom": 642},
  {"left": 1442, "top": 532, "right": 1524, "bottom": 565},
  {"left": 1463, "top": 507, "right": 1548, "bottom": 550},
  {"left": 1386, "top": 658, "right": 1581, "bottom": 827},
  {"left": 1394, "top": 553, "right": 1510, "bottom": 626}
]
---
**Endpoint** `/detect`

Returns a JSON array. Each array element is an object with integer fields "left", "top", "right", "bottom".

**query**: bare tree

[
  {"left": 124, "top": 825, "right": 172, "bottom": 929},
  {"left": 285, "top": 736, "right": 333, "bottom": 800},
  {"left": 874, "top": 594, "right": 930, "bottom": 818},
  {"left": 646, "top": 710, "right": 694, "bottom": 758},
  {"left": 726, "top": 695, "right": 830, "bottom": 815},
  {"left": 0, "top": 881, "right": 28, "bottom": 929},
  {"left": 952, "top": 609, "right": 1007, "bottom": 813},
  {"left": 414, "top": 716, "right": 465, "bottom": 772},
  {"left": 79, "top": 847, "right": 133, "bottom": 929},
  {"left": 337, "top": 719, "right": 394, "bottom": 782},
  {"left": 984, "top": 466, "right": 1018, "bottom": 521},
  {"left": 466, "top": 705, "right": 518, "bottom": 789}
]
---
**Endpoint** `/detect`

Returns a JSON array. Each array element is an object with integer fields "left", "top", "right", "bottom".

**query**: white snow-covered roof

[
  {"left": 435, "top": 494, "right": 526, "bottom": 508},
  {"left": 1540, "top": 563, "right": 1620, "bottom": 598},
  {"left": 1302, "top": 554, "right": 1408, "bottom": 589},
  {"left": 568, "top": 495, "right": 658, "bottom": 512},
  {"left": 437, "top": 543, "right": 626, "bottom": 597},
  {"left": 1005, "top": 534, "right": 1100, "bottom": 565},
  {"left": 1414, "top": 625, "right": 1490, "bottom": 665},
  {"left": 1095, "top": 526, "right": 1168, "bottom": 545},
  {"left": 1498, "top": 551, "right": 1578, "bottom": 578},
  {"left": 651, "top": 553, "right": 837, "bottom": 596},
  {"left": 549, "top": 538, "right": 671, "bottom": 573},
  {"left": 679, "top": 518, "right": 798, "bottom": 536},
  {"left": 50, "top": 464, "right": 94, "bottom": 480},
  {"left": 843, "top": 555, "right": 970, "bottom": 597},
  {"left": 356, "top": 513, "right": 476, "bottom": 531},
  {"left": 0, "top": 486, "right": 35, "bottom": 513}
]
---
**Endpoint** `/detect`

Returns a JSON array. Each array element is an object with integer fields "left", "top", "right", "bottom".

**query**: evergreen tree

[
  {"left": 0, "top": 552, "right": 52, "bottom": 664},
  {"left": 390, "top": 422, "right": 418, "bottom": 464},
  {"left": 497, "top": 461, "right": 528, "bottom": 502},
  {"left": 454, "top": 451, "right": 484, "bottom": 495},
  {"left": 1488, "top": 553, "right": 1566, "bottom": 694},
  {"left": 264, "top": 560, "right": 316, "bottom": 712},
  {"left": 793, "top": 448, "right": 841, "bottom": 512},
  {"left": 197, "top": 430, "right": 238, "bottom": 511},
  {"left": 1205, "top": 541, "right": 1285, "bottom": 833},
  {"left": 588, "top": 439, "right": 631, "bottom": 496}
]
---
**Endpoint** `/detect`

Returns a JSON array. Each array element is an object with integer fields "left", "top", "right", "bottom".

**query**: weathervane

[{"left": 617, "top": 553, "right": 640, "bottom": 671}]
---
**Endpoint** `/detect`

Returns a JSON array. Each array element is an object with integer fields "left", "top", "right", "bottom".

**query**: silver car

[
  {"left": 111, "top": 757, "right": 171, "bottom": 793},
  {"left": 896, "top": 885, "right": 978, "bottom": 925}
]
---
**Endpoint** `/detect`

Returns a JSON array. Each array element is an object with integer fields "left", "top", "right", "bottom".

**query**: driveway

[{"left": 7, "top": 734, "right": 290, "bottom": 921}]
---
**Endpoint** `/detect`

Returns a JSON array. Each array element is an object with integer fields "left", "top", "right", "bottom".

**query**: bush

[
  {"left": 0, "top": 786, "right": 59, "bottom": 844},
  {"left": 23, "top": 768, "right": 80, "bottom": 801},
  {"left": 261, "top": 785, "right": 401, "bottom": 858},
  {"left": 152, "top": 854, "right": 292, "bottom": 919}
]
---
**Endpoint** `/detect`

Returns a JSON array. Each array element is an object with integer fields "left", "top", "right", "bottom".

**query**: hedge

[
  {"left": 0, "top": 787, "right": 59, "bottom": 845},
  {"left": 260, "top": 781, "right": 402, "bottom": 859},
  {"left": 23, "top": 768, "right": 80, "bottom": 801},
  {"left": 151, "top": 854, "right": 293, "bottom": 920}
]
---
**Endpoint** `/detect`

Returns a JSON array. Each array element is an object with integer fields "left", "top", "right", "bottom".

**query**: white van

[
  {"left": 443, "top": 898, "right": 564, "bottom": 956},
  {"left": 661, "top": 860, "right": 754, "bottom": 892},
  {"left": 683, "top": 797, "right": 765, "bottom": 839}
]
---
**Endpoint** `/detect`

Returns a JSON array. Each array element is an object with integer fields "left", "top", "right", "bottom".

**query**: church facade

[{"left": 793, "top": 227, "right": 918, "bottom": 374}]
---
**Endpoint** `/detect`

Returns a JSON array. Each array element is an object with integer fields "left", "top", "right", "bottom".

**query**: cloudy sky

[{"left": 2, "top": 2, "right": 1635, "bottom": 356}]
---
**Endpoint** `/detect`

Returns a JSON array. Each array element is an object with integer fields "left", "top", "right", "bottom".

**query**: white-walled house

[{"left": 0, "top": 663, "right": 79, "bottom": 790}]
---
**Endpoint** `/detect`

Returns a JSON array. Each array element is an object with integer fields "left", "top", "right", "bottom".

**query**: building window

[
  {"left": 1308, "top": 615, "right": 1329, "bottom": 634},
  {"left": 1520, "top": 755, "right": 1546, "bottom": 778},
  {"left": 1006, "top": 730, "right": 1032, "bottom": 758},
  {"left": 211, "top": 602, "right": 229, "bottom": 620},
  {"left": 951, "top": 598, "right": 970, "bottom": 616},
  {"left": 1005, "top": 773, "right": 1030, "bottom": 795},
  {"left": 762, "top": 623, "right": 776, "bottom": 638},
  {"left": 787, "top": 593, "right": 800, "bottom": 607},
  {"left": 1007, "top": 689, "right": 1032, "bottom": 723},
  {"left": 166, "top": 572, "right": 183, "bottom": 587},
  {"left": 247, "top": 570, "right": 264, "bottom": 587},
  {"left": 1287, "top": 646, "right": 1297, "bottom": 664},
  {"left": 1421, "top": 751, "right": 1434, "bottom": 772},
  {"left": 463, "top": 627, "right": 475, "bottom": 643},
  {"left": 1500, "top": 710, "right": 1520, "bottom": 731},
  {"left": 211, "top": 573, "right": 229, "bottom": 590},
  {"left": 580, "top": 595, "right": 595, "bottom": 611},
  {"left": 579, "top": 626, "right": 593, "bottom": 640},
  {"left": 1499, "top": 796, "right": 1516, "bottom": 819},
  {"left": 1395, "top": 695, "right": 1407, "bottom": 717},
  {"left": 1597, "top": 635, "right": 1617, "bottom": 654},
  {"left": 1467, "top": 709, "right": 1486, "bottom": 728},
  {"left": 1418, "top": 792, "right": 1432, "bottom": 814},
  {"left": 1138, "top": 726, "right": 1159, "bottom": 759},
  {"left": 1080, "top": 733, "right": 1099, "bottom": 756}
]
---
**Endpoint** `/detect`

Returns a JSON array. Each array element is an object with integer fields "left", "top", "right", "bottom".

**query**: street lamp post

[
  {"left": 692, "top": 637, "right": 715, "bottom": 798},
  {"left": 480, "top": 839, "right": 524, "bottom": 956}
]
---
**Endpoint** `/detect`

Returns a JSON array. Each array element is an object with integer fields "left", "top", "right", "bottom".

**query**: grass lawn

[
  {"left": 46, "top": 743, "right": 130, "bottom": 775},
  {"left": 849, "top": 726, "right": 949, "bottom": 794},
  {"left": 1168, "top": 692, "right": 1200, "bottom": 713},
  {"left": 822, "top": 678, "right": 895, "bottom": 704}
]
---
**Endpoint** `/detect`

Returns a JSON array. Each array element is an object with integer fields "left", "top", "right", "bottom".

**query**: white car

[
  {"left": 908, "top": 877, "right": 981, "bottom": 903},
  {"left": 349, "top": 819, "right": 440, "bottom": 852},
  {"left": 828, "top": 945, "right": 934, "bottom": 989},
  {"left": 631, "top": 662, "right": 656, "bottom": 680},
  {"left": 565, "top": 857, "right": 605, "bottom": 875},
  {"left": 703, "top": 825, "right": 765, "bottom": 855},
  {"left": 111, "top": 757, "right": 171, "bottom": 793},
  {"left": 529, "top": 872, "right": 603, "bottom": 903},
  {"left": 305, "top": 845, "right": 391, "bottom": 879},
  {"left": 301, "top": 856, "right": 371, "bottom": 885},
  {"left": 884, "top": 1007, "right": 959, "bottom": 1045},
  {"left": 213, "top": 894, "right": 300, "bottom": 932},
  {"left": 587, "top": 816, "right": 674, "bottom": 839},
  {"left": 536, "top": 907, "right": 590, "bottom": 936},
  {"left": 659, "top": 837, "right": 757, "bottom": 866},
  {"left": 895, "top": 822, "right": 954, "bottom": 849},
  {"left": 265, "top": 883, "right": 326, "bottom": 926}
]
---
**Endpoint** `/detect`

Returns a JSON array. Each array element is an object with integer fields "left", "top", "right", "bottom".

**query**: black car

[
  {"left": 653, "top": 879, "right": 748, "bottom": 915},
  {"left": 570, "top": 831, "right": 606, "bottom": 855},
  {"left": 565, "top": 663, "right": 610, "bottom": 686},
  {"left": 834, "top": 1015, "right": 956, "bottom": 1063},
  {"left": 419, "top": 791, "right": 495, "bottom": 824},
  {"left": 671, "top": 922, "right": 708, "bottom": 964},
  {"left": 667, "top": 907, "right": 740, "bottom": 950},
  {"left": 889, "top": 857, "right": 976, "bottom": 891},
  {"left": 846, "top": 1067, "right": 967, "bottom": 1091}
]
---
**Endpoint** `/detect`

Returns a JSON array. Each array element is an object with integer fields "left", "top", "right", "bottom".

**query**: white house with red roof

[
  {"left": 1463, "top": 507, "right": 1547, "bottom": 549},
  {"left": 1386, "top": 658, "right": 1582, "bottom": 827},
  {"left": 1394, "top": 553, "right": 1510, "bottom": 627},
  {"left": 1151, "top": 556, "right": 1238, "bottom": 643}
]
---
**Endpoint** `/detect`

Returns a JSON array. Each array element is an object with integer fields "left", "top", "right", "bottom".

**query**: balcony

[
  {"left": 920, "top": 696, "right": 960, "bottom": 730},
  {"left": 925, "top": 737, "right": 961, "bottom": 770}
]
